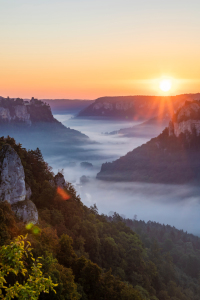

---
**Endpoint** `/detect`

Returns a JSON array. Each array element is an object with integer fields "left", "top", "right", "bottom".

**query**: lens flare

[
  {"left": 32, "top": 226, "right": 40, "bottom": 235},
  {"left": 57, "top": 187, "right": 71, "bottom": 200},
  {"left": 26, "top": 222, "right": 40, "bottom": 235},
  {"left": 26, "top": 222, "right": 34, "bottom": 230}
]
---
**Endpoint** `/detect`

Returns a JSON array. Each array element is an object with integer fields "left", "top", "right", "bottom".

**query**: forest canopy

[{"left": 0, "top": 136, "right": 199, "bottom": 300}]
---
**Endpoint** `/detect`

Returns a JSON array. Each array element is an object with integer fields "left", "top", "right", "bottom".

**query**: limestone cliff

[
  {"left": 78, "top": 94, "right": 200, "bottom": 120},
  {"left": 0, "top": 144, "right": 38, "bottom": 223},
  {"left": 0, "top": 97, "right": 54, "bottom": 125},
  {"left": 0, "top": 97, "right": 90, "bottom": 150},
  {"left": 168, "top": 101, "right": 200, "bottom": 137}
]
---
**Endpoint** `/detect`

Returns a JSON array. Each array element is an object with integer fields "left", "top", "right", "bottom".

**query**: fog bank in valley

[{"left": 47, "top": 114, "right": 200, "bottom": 236}]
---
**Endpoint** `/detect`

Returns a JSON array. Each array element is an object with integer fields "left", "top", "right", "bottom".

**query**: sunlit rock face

[
  {"left": 168, "top": 101, "right": 200, "bottom": 137},
  {"left": 93, "top": 101, "right": 133, "bottom": 111},
  {"left": 78, "top": 94, "right": 200, "bottom": 120},
  {"left": 13, "top": 105, "right": 31, "bottom": 125},
  {"left": 0, "top": 144, "right": 38, "bottom": 223},
  {"left": 0, "top": 104, "right": 31, "bottom": 125},
  {"left": 0, "top": 97, "right": 55, "bottom": 125},
  {"left": 0, "top": 107, "right": 11, "bottom": 121},
  {"left": 0, "top": 145, "right": 26, "bottom": 204}
]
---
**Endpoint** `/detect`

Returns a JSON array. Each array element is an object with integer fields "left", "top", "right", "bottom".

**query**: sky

[{"left": 1, "top": 0, "right": 200, "bottom": 99}]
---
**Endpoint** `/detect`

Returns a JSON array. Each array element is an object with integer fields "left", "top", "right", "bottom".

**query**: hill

[
  {"left": 97, "top": 100, "right": 200, "bottom": 184},
  {"left": 0, "top": 97, "right": 91, "bottom": 158},
  {"left": 1, "top": 136, "right": 200, "bottom": 299},
  {"left": 77, "top": 94, "right": 200, "bottom": 120}
]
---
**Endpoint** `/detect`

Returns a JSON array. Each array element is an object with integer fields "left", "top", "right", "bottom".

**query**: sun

[{"left": 159, "top": 79, "right": 172, "bottom": 92}]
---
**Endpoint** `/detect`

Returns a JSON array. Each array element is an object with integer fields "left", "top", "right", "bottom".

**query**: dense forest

[
  {"left": 97, "top": 127, "right": 200, "bottom": 184},
  {"left": 0, "top": 137, "right": 200, "bottom": 299}
]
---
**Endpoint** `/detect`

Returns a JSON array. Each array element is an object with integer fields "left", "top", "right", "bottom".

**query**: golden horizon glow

[{"left": 1, "top": 1, "right": 200, "bottom": 99}]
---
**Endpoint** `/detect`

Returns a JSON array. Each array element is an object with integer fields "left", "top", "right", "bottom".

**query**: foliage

[
  {"left": 1, "top": 137, "right": 200, "bottom": 299},
  {"left": 98, "top": 126, "right": 200, "bottom": 184},
  {"left": 0, "top": 235, "right": 57, "bottom": 299}
]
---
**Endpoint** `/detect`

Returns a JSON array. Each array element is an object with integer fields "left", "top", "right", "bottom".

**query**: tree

[{"left": 0, "top": 235, "right": 57, "bottom": 299}]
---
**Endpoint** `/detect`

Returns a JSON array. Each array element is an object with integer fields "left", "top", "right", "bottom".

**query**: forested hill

[
  {"left": 0, "top": 97, "right": 91, "bottom": 156},
  {"left": 97, "top": 101, "right": 200, "bottom": 184},
  {"left": 1, "top": 136, "right": 200, "bottom": 300},
  {"left": 0, "top": 96, "right": 56, "bottom": 124}
]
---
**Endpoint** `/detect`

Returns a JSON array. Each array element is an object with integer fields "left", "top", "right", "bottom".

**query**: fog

[{"left": 47, "top": 114, "right": 200, "bottom": 236}]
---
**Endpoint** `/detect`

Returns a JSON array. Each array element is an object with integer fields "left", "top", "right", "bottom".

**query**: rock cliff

[
  {"left": 0, "top": 144, "right": 38, "bottom": 223},
  {"left": 0, "top": 97, "right": 91, "bottom": 153},
  {"left": 168, "top": 101, "right": 200, "bottom": 137},
  {"left": 0, "top": 97, "right": 54, "bottom": 125},
  {"left": 78, "top": 94, "right": 200, "bottom": 120}
]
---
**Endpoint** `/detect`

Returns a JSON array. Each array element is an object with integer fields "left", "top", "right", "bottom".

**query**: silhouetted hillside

[
  {"left": 97, "top": 101, "right": 200, "bottom": 184},
  {"left": 1, "top": 136, "right": 200, "bottom": 300},
  {"left": 0, "top": 97, "right": 92, "bottom": 157}
]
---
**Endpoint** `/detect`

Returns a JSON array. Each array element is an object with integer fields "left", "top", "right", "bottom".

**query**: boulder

[{"left": 11, "top": 199, "right": 38, "bottom": 224}]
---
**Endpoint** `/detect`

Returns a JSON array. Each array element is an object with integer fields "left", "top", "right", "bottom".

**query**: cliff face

[
  {"left": 0, "top": 97, "right": 90, "bottom": 150},
  {"left": 0, "top": 145, "right": 26, "bottom": 204},
  {"left": 168, "top": 101, "right": 200, "bottom": 137},
  {"left": 0, "top": 144, "right": 38, "bottom": 223},
  {"left": 0, "top": 97, "right": 54, "bottom": 125},
  {"left": 78, "top": 94, "right": 200, "bottom": 120}
]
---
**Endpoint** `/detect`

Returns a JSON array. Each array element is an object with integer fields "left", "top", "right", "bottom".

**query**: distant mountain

[
  {"left": 42, "top": 99, "right": 94, "bottom": 114},
  {"left": 78, "top": 94, "right": 200, "bottom": 120},
  {"left": 97, "top": 100, "right": 200, "bottom": 184},
  {"left": 0, "top": 97, "right": 91, "bottom": 157}
]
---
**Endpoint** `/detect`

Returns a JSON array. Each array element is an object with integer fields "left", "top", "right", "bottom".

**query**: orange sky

[{"left": 1, "top": 0, "right": 200, "bottom": 99}]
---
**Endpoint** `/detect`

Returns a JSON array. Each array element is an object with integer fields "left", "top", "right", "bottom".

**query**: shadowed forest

[{"left": 0, "top": 137, "right": 200, "bottom": 300}]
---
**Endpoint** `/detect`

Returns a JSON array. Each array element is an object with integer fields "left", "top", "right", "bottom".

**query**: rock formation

[
  {"left": 0, "top": 145, "right": 27, "bottom": 204},
  {"left": 0, "top": 144, "right": 38, "bottom": 224},
  {"left": 54, "top": 172, "right": 67, "bottom": 188},
  {"left": 11, "top": 199, "right": 38, "bottom": 224},
  {"left": 0, "top": 97, "right": 54, "bottom": 125},
  {"left": 78, "top": 94, "right": 200, "bottom": 120},
  {"left": 168, "top": 101, "right": 200, "bottom": 137}
]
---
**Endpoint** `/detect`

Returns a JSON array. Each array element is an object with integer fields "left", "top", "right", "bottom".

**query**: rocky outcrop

[
  {"left": 54, "top": 172, "right": 66, "bottom": 188},
  {"left": 14, "top": 105, "right": 31, "bottom": 125},
  {"left": 168, "top": 101, "right": 200, "bottom": 137},
  {"left": 0, "top": 144, "right": 38, "bottom": 223},
  {"left": 0, "top": 145, "right": 26, "bottom": 204},
  {"left": 0, "top": 97, "right": 56, "bottom": 125},
  {"left": 0, "top": 103, "right": 31, "bottom": 125},
  {"left": 0, "top": 107, "right": 11, "bottom": 121},
  {"left": 12, "top": 199, "right": 38, "bottom": 224}
]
